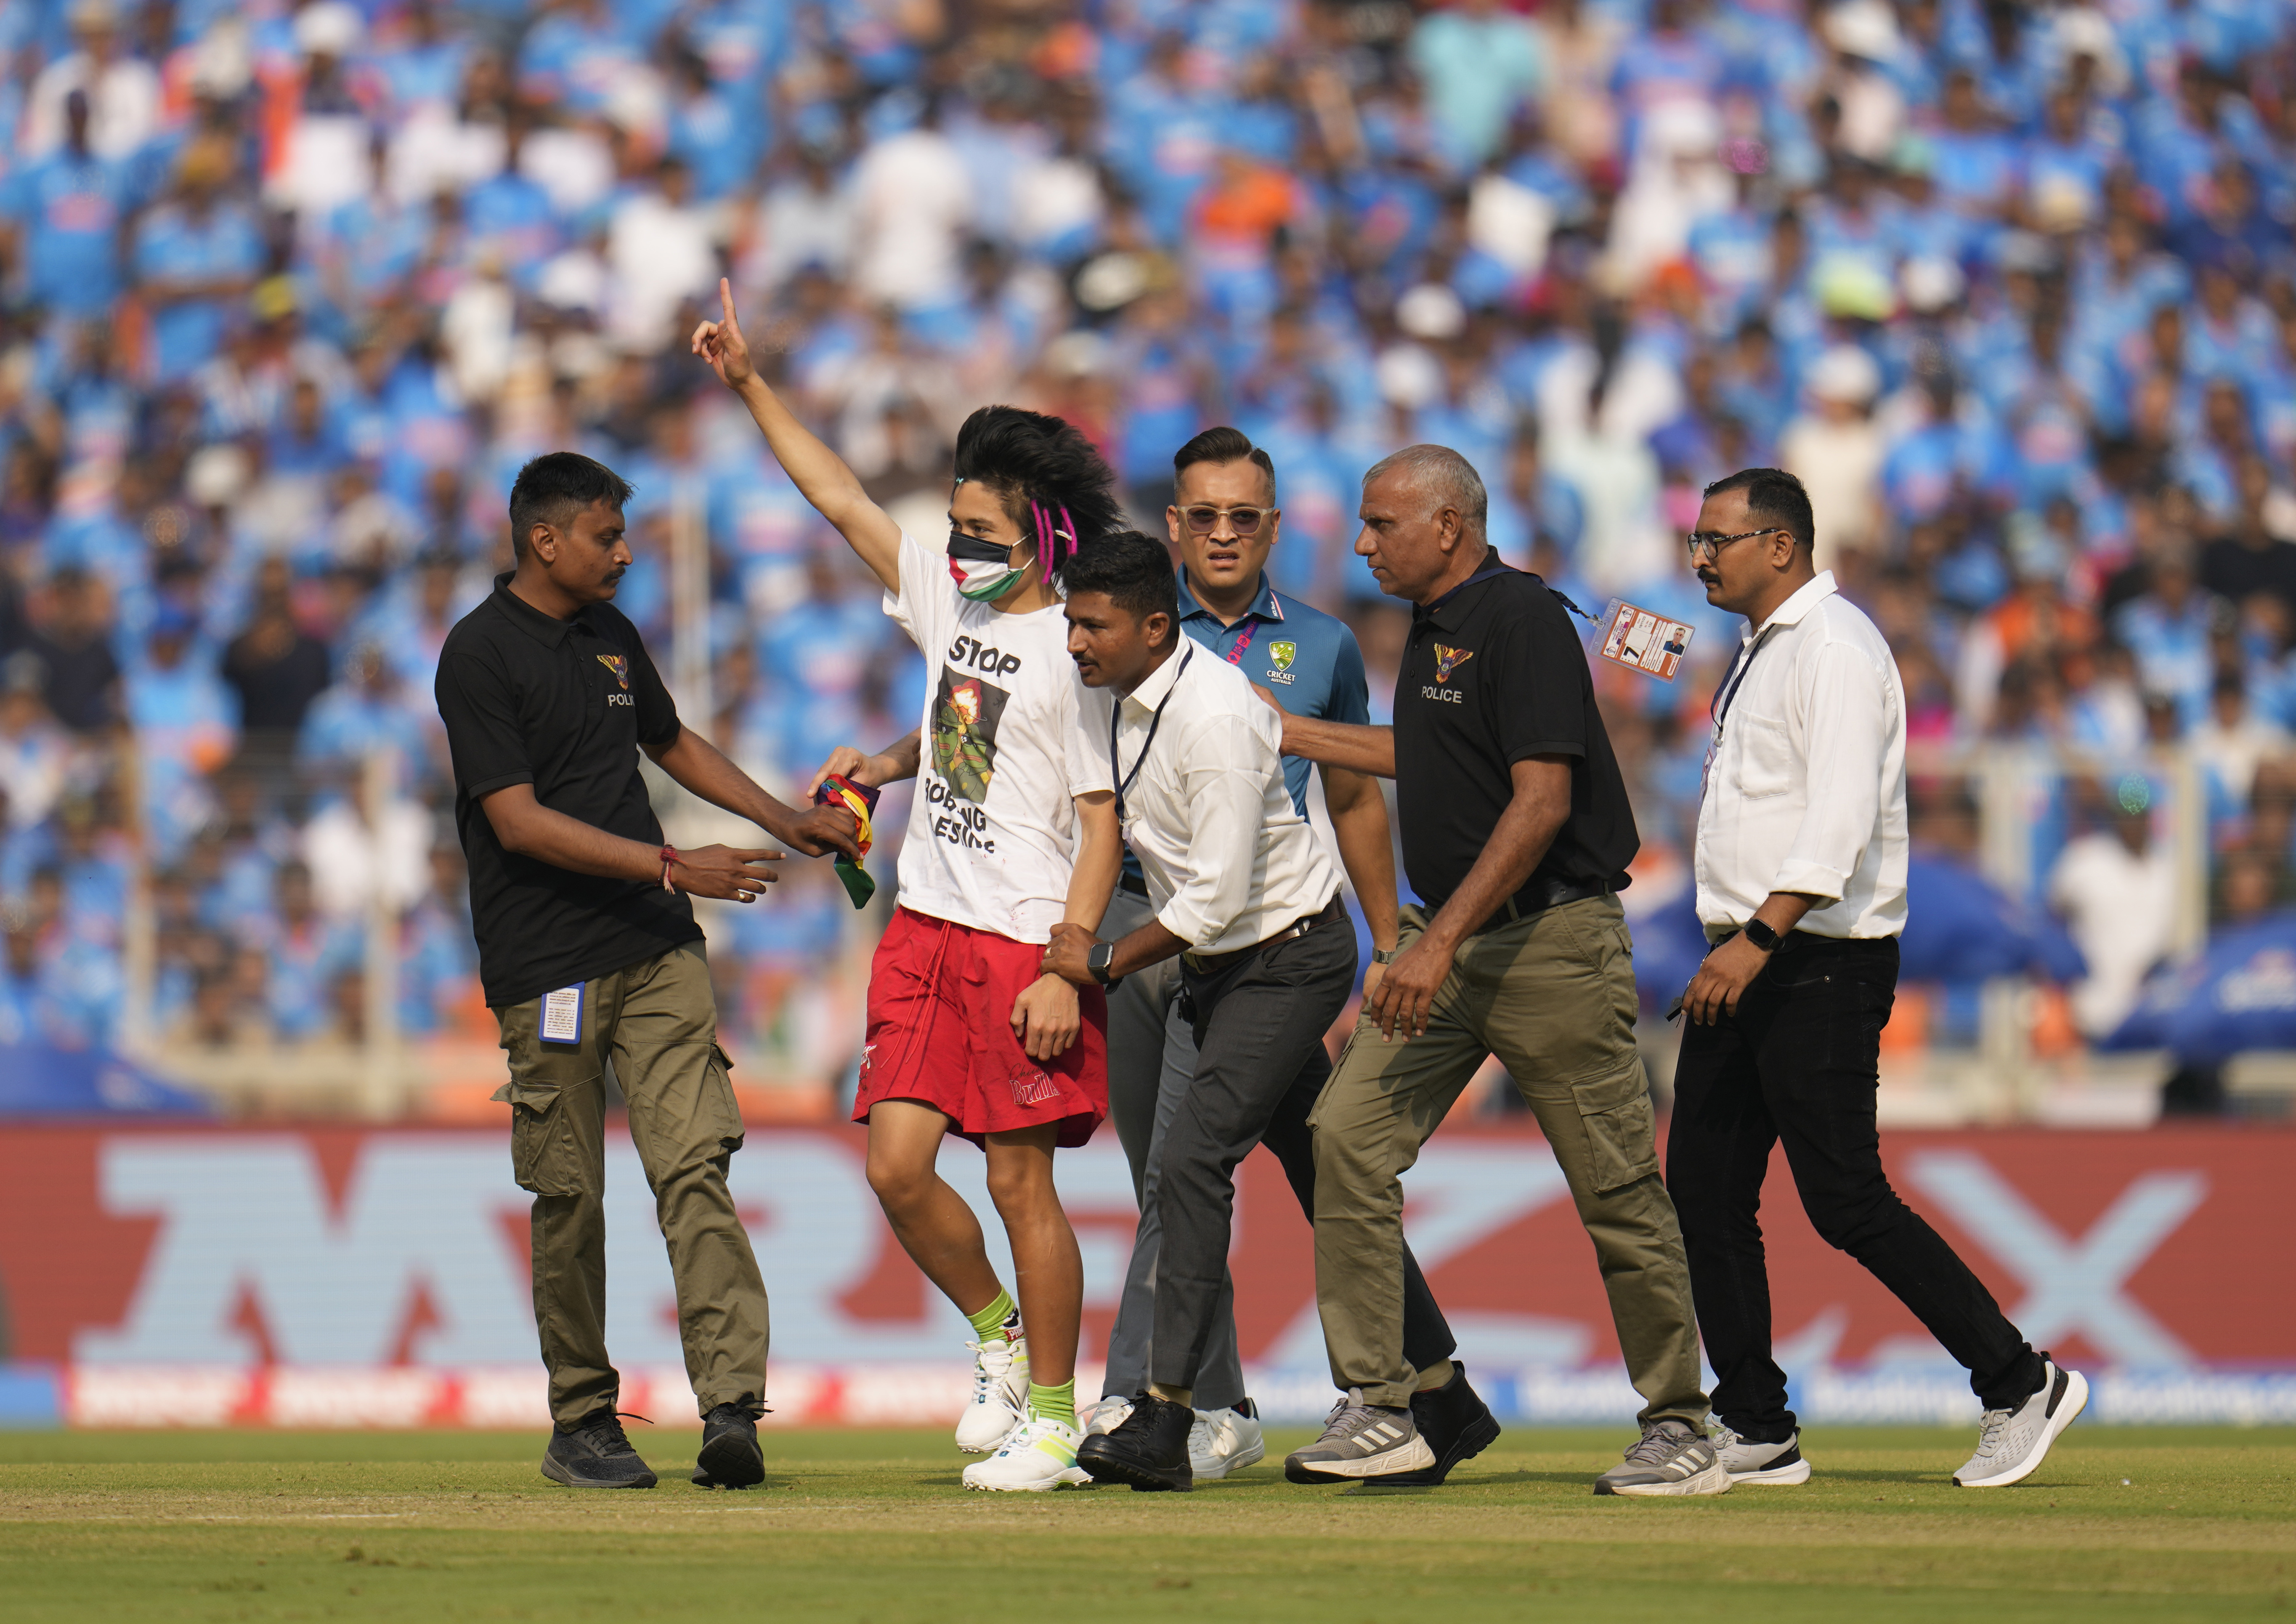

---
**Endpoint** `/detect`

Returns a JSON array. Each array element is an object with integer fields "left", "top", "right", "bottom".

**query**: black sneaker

[
  {"left": 1075, "top": 1393, "right": 1194, "bottom": 1492},
  {"left": 692, "top": 1403, "right": 766, "bottom": 1489},
  {"left": 541, "top": 1408, "right": 658, "bottom": 1489},
  {"left": 1367, "top": 1362, "right": 1503, "bottom": 1486}
]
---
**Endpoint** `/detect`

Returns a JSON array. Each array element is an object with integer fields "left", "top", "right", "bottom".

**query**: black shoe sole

[
  {"left": 694, "top": 1433, "right": 765, "bottom": 1489},
  {"left": 1364, "top": 1407, "right": 1503, "bottom": 1487},
  {"left": 1076, "top": 1442, "right": 1193, "bottom": 1493},
  {"left": 540, "top": 1455, "right": 658, "bottom": 1490}
]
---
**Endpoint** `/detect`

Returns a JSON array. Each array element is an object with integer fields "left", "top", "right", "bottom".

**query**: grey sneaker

[
  {"left": 1955, "top": 1361, "right": 2088, "bottom": 1488},
  {"left": 1593, "top": 1419, "right": 1731, "bottom": 1497},
  {"left": 1283, "top": 1389, "right": 1435, "bottom": 1483},
  {"left": 1713, "top": 1424, "right": 1811, "bottom": 1485}
]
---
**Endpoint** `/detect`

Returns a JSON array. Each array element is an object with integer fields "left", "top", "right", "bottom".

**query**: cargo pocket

[
  {"left": 1573, "top": 1066, "right": 1661, "bottom": 1196},
  {"left": 493, "top": 1076, "right": 595, "bottom": 1196},
  {"left": 703, "top": 1042, "right": 745, "bottom": 1156}
]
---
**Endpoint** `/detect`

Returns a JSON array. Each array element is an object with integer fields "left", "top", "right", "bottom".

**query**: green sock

[
  {"left": 1027, "top": 1378, "right": 1077, "bottom": 1430},
  {"left": 965, "top": 1289, "right": 1018, "bottom": 1342}
]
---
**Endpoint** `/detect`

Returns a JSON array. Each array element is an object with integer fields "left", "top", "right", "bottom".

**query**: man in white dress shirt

[
  {"left": 1671, "top": 468, "right": 2089, "bottom": 1491},
  {"left": 1041, "top": 532, "right": 1456, "bottom": 1491}
]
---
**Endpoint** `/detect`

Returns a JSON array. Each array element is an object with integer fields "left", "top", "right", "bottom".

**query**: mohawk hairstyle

[{"left": 951, "top": 405, "right": 1124, "bottom": 574}]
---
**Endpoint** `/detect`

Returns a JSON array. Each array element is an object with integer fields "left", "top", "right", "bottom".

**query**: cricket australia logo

[
  {"left": 1433, "top": 644, "right": 1473, "bottom": 683},
  {"left": 596, "top": 654, "right": 630, "bottom": 690},
  {"left": 1269, "top": 641, "right": 1296, "bottom": 671}
]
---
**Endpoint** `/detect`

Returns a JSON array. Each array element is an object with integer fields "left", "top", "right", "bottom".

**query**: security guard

[{"left": 436, "top": 451, "right": 856, "bottom": 1492}]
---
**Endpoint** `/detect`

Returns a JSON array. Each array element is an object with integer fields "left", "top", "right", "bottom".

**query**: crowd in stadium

[{"left": 0, "top": 0, "right": 2289, "bottom": 1068}]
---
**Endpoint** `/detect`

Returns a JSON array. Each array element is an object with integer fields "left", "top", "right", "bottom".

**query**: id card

[
  {"left": 540, "top": 983, "right": 584, "bottom": 1045},
  {"left": 1596, "top": 599, "right": 1694, "bottom": 681}
]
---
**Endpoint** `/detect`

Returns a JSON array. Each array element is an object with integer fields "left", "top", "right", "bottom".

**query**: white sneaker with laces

[
  {"left": 1083, "top": 1395, "right": 1133, "bottom": 1436},
  {"left": 955, "top": 1334, "right": 1029, "bottom": 1454},
  {"left": 1713, "top": 1425, "right": 1812, "bottom": 1485},
  {"left": 1189, "top": 1401, "right": 1267, "bottom": 1480},
  {"left": 962, "top": 1415, "right": 1092, "bottom": 1492},
  {"left": 1955, "top": 1361, "right": 2088, "bottom": 1488}
]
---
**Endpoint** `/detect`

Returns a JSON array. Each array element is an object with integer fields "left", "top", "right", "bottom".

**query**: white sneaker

[
  {"left": 1713, "top": 1425, "right": 1812, "bottom": 1485},
  {"left": 1189, "top": 1401, "right": 1267, "bottom": 1480},
  {"left": 955, "top": 1334, "right": 1029, "bottom": 1454},
  {"left": 961, "top": 1415, "right": 1092, "bottom": 1492},
  {"left": 1083, "top": 1395, "right": 1133, "bottom": 1436},
  {"left": 1955, "top": 1361, "right": 2088, "bottom": 1488}
]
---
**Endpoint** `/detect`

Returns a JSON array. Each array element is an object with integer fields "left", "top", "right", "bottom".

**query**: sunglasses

[{"left": 1181, "top": 505, "right": 1269, "bottom": 537}]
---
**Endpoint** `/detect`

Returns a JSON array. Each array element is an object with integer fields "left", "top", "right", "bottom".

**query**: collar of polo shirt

[
  {"left": 1176, "top": 569, "right": 1284, "bottom": 627},
  {"left": 492, "top": 570, "right": 595, "bottom": 648}
]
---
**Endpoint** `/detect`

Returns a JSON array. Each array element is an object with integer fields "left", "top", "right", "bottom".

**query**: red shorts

[{"left": 853, "top": 906, "right": 1108, "bottom": 1148}]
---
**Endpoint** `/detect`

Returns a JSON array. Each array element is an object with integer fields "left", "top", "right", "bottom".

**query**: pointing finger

[{"left": 719, "top": 276, "right": 738, "bottom": 328}]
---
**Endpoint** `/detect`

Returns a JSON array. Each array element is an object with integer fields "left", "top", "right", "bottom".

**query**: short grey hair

[{"left": 1362, "top": 444, "right": 1488, "bottom": 542}]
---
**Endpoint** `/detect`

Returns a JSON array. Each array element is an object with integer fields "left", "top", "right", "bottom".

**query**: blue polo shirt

[{"left": 1118, "top": 570, "right": 1370, "bottom": 890}]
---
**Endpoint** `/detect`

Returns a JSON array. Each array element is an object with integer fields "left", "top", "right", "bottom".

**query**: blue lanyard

[{"left": 1711, "top": 627, "right": 1773, "bottom": 741}]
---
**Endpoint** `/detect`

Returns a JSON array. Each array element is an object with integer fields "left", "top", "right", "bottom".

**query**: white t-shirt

[{"left": 884, "top": 532, "right": 1111, "bottom": 943}]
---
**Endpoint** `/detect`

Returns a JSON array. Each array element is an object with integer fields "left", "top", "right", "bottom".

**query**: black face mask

[{"left": 947, "top": 531, "right": 1017, "bottom": 565}]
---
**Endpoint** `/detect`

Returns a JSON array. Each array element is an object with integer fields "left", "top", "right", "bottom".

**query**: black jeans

[
  {"left": 1151, "top": 908, "right": 1457, "bottom": 1394},
  {"left": 1667, "top": 935, "right": 2043, "bottom": 1436}
]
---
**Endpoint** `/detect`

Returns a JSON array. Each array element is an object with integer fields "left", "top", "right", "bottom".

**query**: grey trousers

[
  {"left": 1099, "top": 887, "right": 1458, "bottom": 1408},
  {"left": 1098, "top": 885, "right": 1250, "bottom": 1409}
]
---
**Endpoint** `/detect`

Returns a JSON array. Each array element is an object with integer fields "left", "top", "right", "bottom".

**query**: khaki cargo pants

[
  {"left": 493, "top": 941, "right": 770, "bottom": 1427},
  {"left": 1309, "top": 895, "right": 1708, "bottom": 1425}
]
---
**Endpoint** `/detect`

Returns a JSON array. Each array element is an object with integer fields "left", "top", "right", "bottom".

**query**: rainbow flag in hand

[{"left": 814, "top": 773, "right": 881, "bottom": 908}]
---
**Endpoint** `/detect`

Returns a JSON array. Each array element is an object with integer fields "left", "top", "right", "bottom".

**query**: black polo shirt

[
  {"left": 1394, "top": 564, "right": 1638, "bottom": 913},
  {"left": 435, "top": 574, "right": 700, "bottom": 1008}
]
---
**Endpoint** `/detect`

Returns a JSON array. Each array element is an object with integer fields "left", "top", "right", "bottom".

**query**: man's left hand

[
  {"left": 1683, "top": 933, "right": 1772, "bottom": 1025},
  {"left": 778, "top": 803, "right": 863, "bottom": 862},
  {"left": 1039, "top": 922, "right": 1099, "bottom": 987},
  {"left": 1366, "top": 936, "right": 1452, "bottom": 1041}
]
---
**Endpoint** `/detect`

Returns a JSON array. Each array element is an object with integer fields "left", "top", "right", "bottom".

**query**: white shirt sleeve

[
  {"left": 1156, "top": 712, "right": 1274, "bottom": 949},
  {"left": 1770, "top": 638, "right": 1889, "bottom": 904},
  {"left": 1066, "top": 675, "right": 1116, "bottom": 799}
]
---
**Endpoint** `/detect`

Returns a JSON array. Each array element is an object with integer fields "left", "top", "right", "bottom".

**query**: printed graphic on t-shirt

[
  {"left": 932, "top": 667, "right": 1011, "bottom": 804},
  {"left": 596, "top": 654, "right": 629, "bottom": 689}
]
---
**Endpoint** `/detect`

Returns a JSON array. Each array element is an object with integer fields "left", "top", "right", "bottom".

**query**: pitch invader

[{"left": 694, "top": 282, "right": 1122, "bottom": 1492}]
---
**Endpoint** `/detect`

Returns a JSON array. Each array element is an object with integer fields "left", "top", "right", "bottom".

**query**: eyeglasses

[
  {"left": 1181, "top": 505, "right": 1269, "bottom": 537},
  {"left": 1685, "top": 526, "right": 1785, "bottom": 561}
]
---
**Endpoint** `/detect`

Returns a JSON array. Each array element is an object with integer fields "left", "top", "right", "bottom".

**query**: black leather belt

[
  {"left": 1181, "top": 894, "right": 1346, "bottom": 975},
  {"left": 1120, "top": 872, "right": 1150, "bottom": 898},
  {"left": 1466, "top": 875, "right": 1613, "bottom": 936}
]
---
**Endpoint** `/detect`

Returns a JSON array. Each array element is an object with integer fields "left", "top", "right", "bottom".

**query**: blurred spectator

[
  {"left": 21, "top": 0, "right": 161, "bottom": 163},
  {"left": 2190, "top": 671, "right": 2290, "bottom": 811},
  {"left": 0, "top": 651, "right": 72, "bottom": 831},
  {"left": 15, "top": 568, "right": 121, "bottom": 734},
  {"left": 2049, "top": 779, "right": 2180, "bottom": 1038},
  {"left": 1410, "top": 0, "right": 1543, "bottom": 171},
  {"left": 220, "top": 559, "right": 330, "bottom": 776}
]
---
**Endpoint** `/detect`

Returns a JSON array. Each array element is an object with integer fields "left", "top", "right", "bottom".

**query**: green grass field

[{"left": 0, "top": 1426, "right": 2289, "bottom": 1622}]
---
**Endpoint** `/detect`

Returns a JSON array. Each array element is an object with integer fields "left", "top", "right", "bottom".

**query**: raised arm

[{"left": 690, "top": 278, "right": 904, "bottom": 593}]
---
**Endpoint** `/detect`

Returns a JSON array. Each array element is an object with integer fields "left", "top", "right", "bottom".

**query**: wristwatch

[
  {"left": 1372, "top": 947, "right": 1398, "bottom": 965},
  {"left": 1087, "top": 940, "right": 1117, "bottom": 986},
  {"left": 1741, "top": 917, "right": 1783, "bottom": 952}
]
